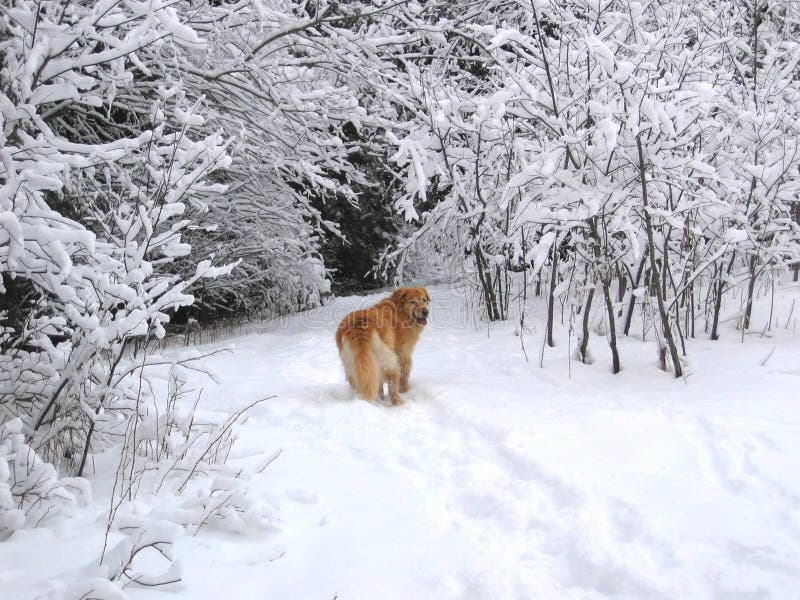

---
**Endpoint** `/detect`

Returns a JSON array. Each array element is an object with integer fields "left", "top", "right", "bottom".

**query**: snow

[{"left": 2, "top": 285, "right": 800, "bottom": 598}]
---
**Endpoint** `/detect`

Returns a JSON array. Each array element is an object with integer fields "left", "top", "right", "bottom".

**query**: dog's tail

[
  {"left": 339, "top": 331, "right": 380, "bottom": 400},
  {"left": 352, "top": 341, "right": 380, "bottom": 400}
]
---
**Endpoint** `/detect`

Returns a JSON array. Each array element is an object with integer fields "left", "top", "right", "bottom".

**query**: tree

[
  {"left": 371, "top": 0, "right": 800, "bottom": 375},
  {"left": 1, "top": 0, "right": 232, "bottom": 466}
]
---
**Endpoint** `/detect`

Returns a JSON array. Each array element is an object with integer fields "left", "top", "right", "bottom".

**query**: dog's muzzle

[{"left": 417, "top": 309, "right": 429, "bottom": 326}]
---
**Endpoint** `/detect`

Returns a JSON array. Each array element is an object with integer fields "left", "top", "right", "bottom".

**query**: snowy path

[
  {"left": 142, "top": 288, "right": 800, "bottom": 599},
  {"left": 3, "top": 287, "right": 800, "bottom": 599}
]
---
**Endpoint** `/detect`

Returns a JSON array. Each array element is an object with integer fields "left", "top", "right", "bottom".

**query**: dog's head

[{"left": 391, "top": 287, "right": 431, "bottom": 328}]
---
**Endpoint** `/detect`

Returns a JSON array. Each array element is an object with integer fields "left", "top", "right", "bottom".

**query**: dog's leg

[
  {"left": 398, "top": 354, "right": 412, "bottom": 393},
  {"left": 377, "top": 379, "right": 385, "bottom": 400},
  {"left": 386, "top": 368, "right": 402, "bottom": 405}
]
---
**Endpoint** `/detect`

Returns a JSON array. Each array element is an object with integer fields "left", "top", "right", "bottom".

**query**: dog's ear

[{"left": 391, "top": 288, "right": 408, "bottom": 304}]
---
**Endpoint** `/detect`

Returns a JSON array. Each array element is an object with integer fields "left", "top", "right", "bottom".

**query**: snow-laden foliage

[
  {"left": 0, "top": 418, "right": 89, "bottom": 540},
  {"left": 0, "top": 3, "right": 411, "bottom": 566},
  {"left": 144, "top": 1, "right": 411, "bottom": 316},
  {"left": 0, "top": 0, "right": 239, "bottom": 468},
  {"left": 371, "top": 0, "right": 800, "bottom": 375},
  {"left": 162, "top": 1, "right": 356, "bottom": 317},
  {"left": 94, "top": 364, "right": 277, "bottom": 595}
]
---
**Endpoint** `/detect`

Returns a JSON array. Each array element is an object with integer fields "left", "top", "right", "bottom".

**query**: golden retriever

[{"left": 336, "top": 287, "right": 430, "bottom": 405}]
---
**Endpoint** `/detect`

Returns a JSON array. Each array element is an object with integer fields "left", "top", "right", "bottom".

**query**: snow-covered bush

[
  {"left": 368, "top": 0, "right": 800, "bottom": 375},
  {"left": 0, "top": 5, "right": 418, "bottom": 569},
  {"left": 94, "top": 364, "right": 277, "bottom": 592},
  {"left": 0, "top": 0, "right": 237, "bottom": 468},
  {"left": 0, "top": 418, "right": 89, "bottom": 540},
  {"left": 160, "top": 0, "right": 388, "bottom": 319}
]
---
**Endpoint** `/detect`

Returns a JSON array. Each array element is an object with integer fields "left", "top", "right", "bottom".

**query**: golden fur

[{"left": 336, "top": 287, "right": 430, "bottom": 405}]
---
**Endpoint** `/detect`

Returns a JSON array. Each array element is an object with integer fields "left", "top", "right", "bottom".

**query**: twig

[
  {"left": 177, "top": 395, "right": 276, "bottom": 493},
  {"left": 256, "top": 448, "right": 283, "bottom": 474},
  {"left": 759, "top": 346, "right": 775, "bottom": 367}
]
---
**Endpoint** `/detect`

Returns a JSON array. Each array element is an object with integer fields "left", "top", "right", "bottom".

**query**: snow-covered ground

[{"left": 3, "top": 284, "right": 800, "bottom": 599}]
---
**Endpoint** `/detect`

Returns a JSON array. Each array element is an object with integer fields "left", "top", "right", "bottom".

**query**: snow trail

[
  {"left": 134, "top": 287, "right": 800, "bottom": 599},
  {"left": 2, "top": 286, "right": 800, "bottom": 599}
]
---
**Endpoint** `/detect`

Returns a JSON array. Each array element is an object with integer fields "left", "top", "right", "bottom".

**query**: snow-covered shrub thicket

[
  {"left": 165, "top": 0, "right": 413, "bottom": 317},
  {"left": 0, "top": 0, "right": 244, "bottom": 473},
  {"left": 2, "top": 0, "right": 398, "bottom": 473},
  {"left": 95, "top": 364, "right": 277, "bottom": 591},
  {"left": 0, "top": 1, "right": 413, "bottom": 563},
  {"left": 1, "top": 418, "right": 89, "bottom": 540},
  {"left": 371, "top": 0, "right": 800, "bottom": 375}
]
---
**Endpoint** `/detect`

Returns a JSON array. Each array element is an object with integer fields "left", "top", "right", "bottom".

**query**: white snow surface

[{"left": 3, "top": 284, "right": 800, "bottom": 599}]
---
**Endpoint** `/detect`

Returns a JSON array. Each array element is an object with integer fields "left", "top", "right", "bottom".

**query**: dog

[{"left": 336, "top": 287, "right": 430, "bottom": 405}]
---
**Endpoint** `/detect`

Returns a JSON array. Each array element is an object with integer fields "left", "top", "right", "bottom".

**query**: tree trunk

[
  {"left": 601, "top": 279, "right": 621, "bottom": 373},
  {"left": 474, "top": 243, "right": 501, "bottom": 321},
  {"left": 636, "top": 134, "right": 682, "bottom": 377},
  {"left": 742, "top": 254, "right": 758, "bottom": 330},
  {"left": 616, "top": 263, "right": 627, "bottom": 306},
  {"left": 710, "top": 251, "right": 736, "bottom": 340},
  {"left": 623, "top": 248, "right": 649, "bottom": 336},
  {"left": 794, "top": 198, "right": 800, "bottom": 281},
  {"left": 710, "top": 277, "right": 724, "bottom": 341},
  {"left": 588, "top": 217, "right": 621, "bottom": 373},
  {"left": 578, "top": 286, "right": 595, "bottom": 364},
  {"left": 546, "top": 232, "right": 559, "bottom": 347}
]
